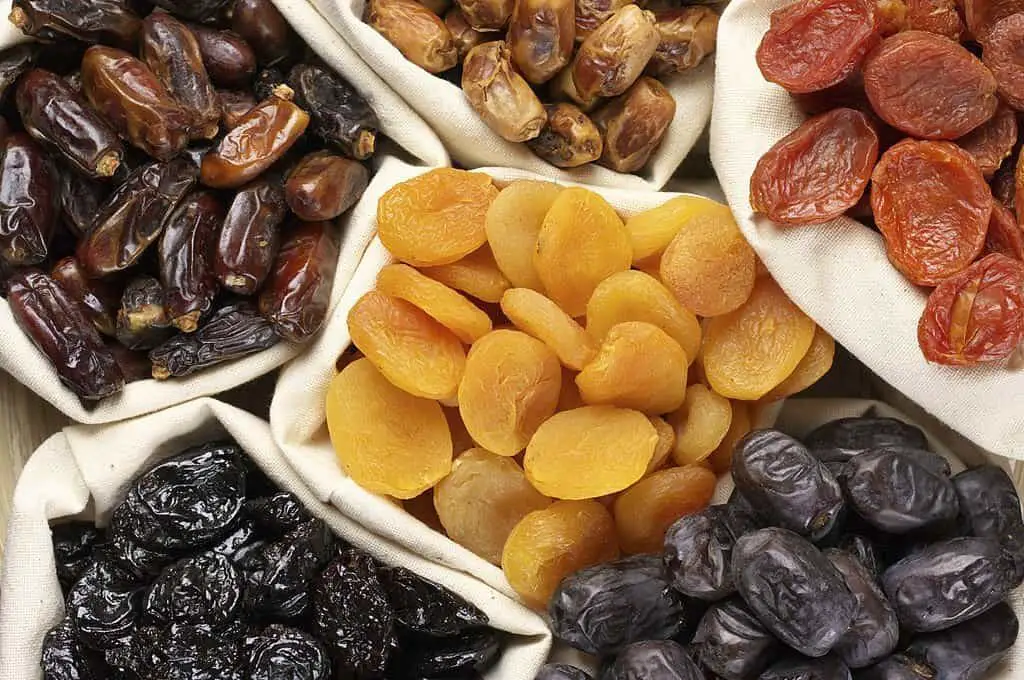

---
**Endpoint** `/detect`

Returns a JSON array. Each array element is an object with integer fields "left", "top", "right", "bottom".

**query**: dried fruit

[
  {"left": 624, "top": 195, "right": 717, "bottom": 263},
  {"left": 985, "top": 202, "right": 1024, "bottom": 260},
  {"left": 289, "top": 63, "right": 379, "bottom": 161},
  {"left": 285, "top": 152, "right": 369, "bottom": 221},
  {"left": 9, "top": 0, "right": 141, "bottom": 47},
  {"left": 116, "top": 276, "right": 172, "bottom": 351},
  {"left": 957, "top": 105, "right": 1017, "bottom": 178},
  {"left": 527, "top": 103, "right": 603, "bottom": 168},
  {"left": 613, "top": 465, "right": 716, "bottom": 554},
  {"left": 648, "top": 7, "right": 719, "bottom": 76},
  {"left": 762, "top": 326, "right": 836, "bottom": 401},
  {"left": 420, "top": 246, "right": 511, "bottom": 303},
  {"left": 592, "top": 76, "right": 676, "bottom": 173},
  {"left": 159, "top": 191, "right": 223, "bottom": 332},
  {"left": 484, "top": 179, "right": 561, "bottom": 290},
  {"left": 508, "top": 0, "right": 575, "bottom": 84},
  {"left": 377, "top": 263, "right": 492, "bottom": 344},
  {"left": 693, "top": 598, "right": 781, "bottom": 679},
  {"left": 500, "top": 288, "right": 596, "bottom": 370},
  {"left": 446, "top": 7, "right": 486, "bottom": 59},
  {"left": 668, "top": 384, "right": 732, "bottom": 466},
  {"left": 367, "top": 0, "right": 458, "bottom": 73},
  {"left": 462, "top": 41, "right": 548, "bottom": 143},
  {"left": 575, "top": 0, "right": 631, "bottom": 40},
  {"left": 604, "top": 641, "right": 703, "bottom": 680},
  {"left": 963, "top": 0, "right": 1024, "bottom": 41},
  {"left": 215, "top": 179, "right": 287, "bottom": 295},
  {"left": 571, "top": 5, "right": 660, "bottom": 102},
  {"left": 708, "top": 400, "right": 752, "bottom": 473},
  {"left": 51, "top": 256, "right": 119, "bottom": 337},
  {"left": 191, "top": 26, "right": 257, "bottom": 90},
  {"left": 647, "top": 416, "right": 675, "bottom": 473},
  {"left": 457, "top": 0, "right": 515, "bottom": 30},
  {"left": 904, "top": 0, "right": 962, "bottom": 38},
  {"left": 0, "top": 132, "right": 57, "bottom": 266},
  {"left": 231, "top": 0, "right": 297, "bottom": 66}
]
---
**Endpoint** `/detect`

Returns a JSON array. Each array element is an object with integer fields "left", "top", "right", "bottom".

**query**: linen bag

[
  {"left": 0, "top": 397, "right": 552, "bottom": 680},
  {"left": 0, "top": 0, "right": 448, "bottom": 424},
  {"left": 307, "top": 0, "right": 714, "bottom": 191}
]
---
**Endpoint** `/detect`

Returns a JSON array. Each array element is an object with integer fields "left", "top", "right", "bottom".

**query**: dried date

[
  {"left": 285, "top": 152, "right": 368, "bottom": 221},
  {"left": 59, "top": 168, "right": 110, "bottom": 238},
  {"left": 107, "top": 343, "right": 154, "bottom": 384},
  {"left": 592, "top": 76, "right": 676, "bottom": 173},
  {"left": 191, "top": 26, "right": 258, "bottom": 90},
  {"left": 367, "top": 0, "right": 458, "bottom": 74},
  {"left": 648, "top": 7, "right": 719, "bottom": 76},
  {"left": 9, "top": 0, "right": 141, "bottom": 48},
  {"left": 761, "top": 655, "right": 853, "bottom": 680},
  {"left": 571, "top": 5, "right": 660, "bottom": 100},
  {"left": 446, "top": 7, "right": 486, "bottom": 59},
  {"left": 51, "top": 256, "right": 120, "bottom": 337},
  {"left": 508, "top": 0, "right": 575, "bottom": 84},
  {"left": 904, "top": 600, "right": 1019, "bottom": 680},
  {"left": 462, "top": 41, "right": 547, "bottom": 143},
  {"left": 825, "top": 548, "right": 899, "bottom": 668},
  {"left": 0, "top": 44, "right": 38, "bottom": 102},
  {"left": 159, "top": 191, "right": 224, "bottom": 333},
  {"left": 151, "top": 0, "right": 230, "bottom": 21},
  {"left": 218, "top": 90, "right": 257, "bottom": 130},
  {"left": 603, "top": 640, "right": 703, "bottom": 680},
  {"left": 527, "top": 103, "right": 602, "bottom": 168},
  {"left": 289, "top": 63, "right": 379, "bottom": 160},
  {"left": 116, "top": 276, "right": 173, "bottom": 351},
  {"left": 215, "top": 179, "right": 287, "bottom": 295},
  {"left": 663, "top": 506, "right": 748, "bottom": 601},
  {"left": 953, "top": 465, "right": 1024, "bottom": 541},
  {"left": 805, "top": 416, "right": 929, "bottom": 462},
  {"left": 0, "top": 133, "right": 58, "bottom": 267},
  {"left": 231, "top": 0, "right": 298, "bottom": 66},
  {"left": 692, "top": 598, "right": 780, "bottom": 680}
]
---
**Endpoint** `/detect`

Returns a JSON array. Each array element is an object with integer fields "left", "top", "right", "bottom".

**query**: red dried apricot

[
  {"left": 918, "top": 253, "right": 1024, "bottom": 364},
  {"left": 985, "top": 202, "right": 1024, "bottom": 260},
  {"left": 905, "top": 0, "right": 963, "bottom": 38},
  {"left": 957, "top": 105, "right": 1018, "bottom": 178},
  {"left": 983, "top": 14, "right": 1024, "bottom": 112},
  {"left": 963, "top": 0, "right": 1024, "bottom": 41},
  {"left": 871, "top": 139, "right": 992, "bottom": 285},
  {"left": 750, "top": 108, "right": 880, "bottom": 225}
]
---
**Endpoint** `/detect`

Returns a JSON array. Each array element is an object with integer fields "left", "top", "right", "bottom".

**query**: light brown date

[
  {"left": 445, "top": 6, "right": 486, "bottom": 60},
  {"left": 592, "top": 76, "right": 675, "bottom": 173},
  {"left": 457, "top": 0, "right": 515, "bottom": 30},
  {"left": 647, "top": 6, "right": 718, "bottom": 77},
  {"left": 462, "top": 41, "right": 548, "bottom": 142},
  {"left": 527, "top": 102, "right": 603, "bottom": 167},
  {"left": 285, "top": 152, "right": 369, "bottom": 222},
  {"left": 571, "top": 4, "right": 660, "bottom": 100},
  {"left": 575, "top": 0, "right": 633, "bottom": 41},
  {"left": 508, "top": 0, "right": 576, "bottom": 84},
  {"left": 368, "top": 0, "right": 459, "bottom": 74}
]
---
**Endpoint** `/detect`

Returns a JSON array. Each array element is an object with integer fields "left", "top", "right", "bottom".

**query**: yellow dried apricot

[
  {"left": 534, "top": 187, "right": 633, "bottom": 317},
  {"left": 762, "top": 326, "right": 835, "bottom": 402},
  {"left": 420, "top": 246, "right": 512, "bottom": 303},
  {"left": 613, "top": 465, "right": 716, "bottom": 554},
  {"left": 659, "top": 199, "right": 756, "bottom": 317},
  {"left": 625, "top": 196, "right": 725, "bottom": 263},
  {"left": 586, "top": 270, "right": 701, "bottom": 362},
  {"left": 326, "top": 358, "right": 453, "bottom": 499},
  {"left": 458, "top": 329, "right": 562, "bottom": 456},
  {"left": 502, "top": 500, "right": 620, "bottom": 609},
  {"left": 647, "top": 416, "right": 675, "bottom": 473},
  {"left": 707, "top": 399, "right": 752, "bottom": 474},
  {"left": 378, "top": 168, "right": 498, "bottom": 266},
  {"left": 524, "top": 405, "right": 658, "bottom": 499},
  {"left": 348, "top": 291, "right": 466, "bottom": 399},
  {"left": 377, "top": 263, "right": 492, "bottom": 344},
  {"left": 576, "top": 322, "right": 688, "bottom": 414},
  {"left": 501, "top": 288, "right": 597, "bottom": 370},
  {"left": 485, "top": 180, "right": 563, "bottom": 290},
  {"left": 434, "top": 448, "right": 553, "bottom": 564},
  {"left": 668, "top": 384, "right": 733, "bottom": 465},
  {"left": 702, "top": 278, "right": 816, "bottom": 400}
]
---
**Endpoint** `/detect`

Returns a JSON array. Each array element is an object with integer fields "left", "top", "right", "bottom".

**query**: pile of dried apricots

[
  {"left": 751, "top": 0, "right": 1024, "bottom": 367},
  {"left": 325, "top": 168, "right": 835, "bottom": 608}
]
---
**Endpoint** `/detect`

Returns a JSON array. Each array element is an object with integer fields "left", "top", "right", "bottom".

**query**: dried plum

[
  {"left": 245, "top": 518, "right": 335, "bottom": 620},
  {"left": 94, "top": 531, "right": 176, "bottom": 580},
  {"left": 953, "top": 465, "right": 1024, "bottom": 540},
  {"left": 247, "top": 624, "right": 330, "bottom": 680},
  {"left": 41, "top": 617, "right": 108, "bottom": 680},
  {"left": 244, "top": 492, "right": 310, "bottom": 537},
  {"left": 143, "top": 552, "right": 243, "bottom": 628},
  {"left": 825, "top": 549, "right": 899, "bottom": 668},
  {"left": 760, "top": 655, "right": 853, "bottom": 680},
  {"left": 805, "top": 418, "right": 929, "bottom": 463},
  {"left": 401, "top": 628, "right": 503, "bottom": 677},
  {"left": 67, "top": 561, "right": 145, "bottom": 651},
  {"left": 378, "top": 565, "right": 488, "bottom": 637},
  {"left": 51, "top": 522, "right": 102, "bottom": 593},
  {"left": 904, "top": 601, "right": 1019, "bottom": 680},
  {"left": 209, "top": 520, "right": 260, "bottom": 562},
  {"left": 692, "top": 597, "right": 780, "bottom": 680},
  {"left": 663, "top": 506, "right": 742, "bottom": 601},
  {"left": 602, "top": 640, "right": 703, "bottom": 680}
]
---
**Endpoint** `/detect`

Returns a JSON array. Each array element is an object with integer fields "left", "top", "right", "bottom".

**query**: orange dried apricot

[
  {"left": 647, "top": 416, "right": 675, "bottom": 473},
  {"left": 613, "top": 465, "right": 716, "bottom": 554},
  {"left": 708, "top": 399, "right": 752, "bottom": 473},
  {"left": 485, "top": 179, "right": 563, "bottom": 290},
  {"left": 762, "top": 326, "right": 836, "bottom": 401},
  {"left": 668, "top": 384, "right": 733, "bottom": 465},
  {"left": 625, "top": 196, "right": 725, "bottom": 262},
  {"left": 377, "top": 263, "right": 492, "bottom": 343},
  {"left": 500, "top": 287, "right": 597, "bottom": 370},
  {"left": 420, "top": 246, "right": 512, "bottom": 303}
]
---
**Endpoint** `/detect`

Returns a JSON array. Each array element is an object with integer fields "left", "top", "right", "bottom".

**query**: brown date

[
  {"left": 445, "top": 7, "right": 485, "bottom": 60},
  {"left": 0, "top": 133, "right": 58, "bottom": 267},
  {"left": 259, "top": 220, "right": 340, "bottom": 343},
  {"left": 575, "top": 0, "right": 632, "bottom": 41},
  {"left": 215, "top": 179, "right": 287, "bottom": 295},
  {"left": 200, "top": 86, "right": 310, "bottom": 189},
  {"left": 647, "top": 6, "right": 719, "bottom": 77},
  {"left": 423, "top": 0, "right": 453, "bottom": 13},
  {"left": 572, "top": 5, "right": 660, "bottom": 100},
  {"left": 16, "top": 68, "right": 124, "bottom": 178},
  {"left": 141, "top": 12, "right": 221, "bottom": 142},
  {"left": 152, "top": 0, "right": 230, "bottom": 21},
  {"left": 116, "top": 276, "right": 173, "bottom": 351},
  {"left": 150, "top": 301, "right": 279, "bottom": 379},
  {"left": 289, "top": 64, "right": 379, "bottom": 160},
  {"left": 508, "top": 0, "right": 575, "bottom": 84},
  {"left": 231, "top": 0, "right": 299, "bottom": 66},
  {"left": 7, "top": 270, "right": 124, "bottom": 400},
  {"left": 81, "top": 46, "right": 191, "bottom": 162},
  {"left": 78, "top": 158, "right": 199, "bottom": 277},
  {"left": 457, "top": 0, "right": 515, "bottom": 30},
  {"left": 527, "top": 102, "right": 603, "bottom": 167},
  {"left": 549, "top": 65, "right": 600, "bottom": 111},
  {"left": 367, "top": 0, "right": 459, "bottom": 74},
  {"left": 463, "top": 41, "right": 548, "bottom": 142},
  {"left": 592, "top": 76, "right": 676, "bottom": 173},
  {"left": 9, "top": 0, "right": 141, "bottom": 48},
  {"left": 51, "top": 257, "right": 120, "bottom": 337},
  {"left": 219, "top": 90, "right": 257, "bottom": 130},
  {"left": 285, "top": 152, "right": 369, "bottom": 221},
  {"left": 0, "top": 45, "right": 39, "bottom": 102},
  {"left": 191, "top": 26, "right": 258, "bottom": 90},
  {"left": 159, "top": 191, "right": 224, "bottom": 332}
]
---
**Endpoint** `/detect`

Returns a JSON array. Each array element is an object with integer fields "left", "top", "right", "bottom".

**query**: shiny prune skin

[
  {"left": 116, "top": 275, "right": 173, "bottom": 351},
  {"left": 882, "top": 537, "right": 1019, "bottom": 632},
  {"left": 825, "top": 549, "right": 899, "bottom": 668},
  {"left": 840, "top": 448, "right": 959, "bottom": 534},
  {"left": 244, "top": 492, "right": 310, "bottom": 538},
  {"left": 143, "top": 552, "right": 243, "bottom": 628},
  {"left": 67, "top": 560, "right": 145, "bottom": 651},
  {"left": 733, "top": 429, "right": 845, "bottom": 541},
  {"left": 760, "top": 655, "right": 853, "bottom": 680},
  {"left": 692, "top": 597, "right": 779, "bottom": 680},
  {"left": 379, "top": 565, "right": 489, "bottom": 637},
  {"left": 953, "top": 465, "right": 1024, "bottom": 540},
  {"left": 663, "top": 506, "right": 744, "bottom": 601},
  {"left": 0, "top": 132, "right": 58, "bottom": 266},
  {"left": 9, "top": 0, "right": 141, "bottom": 48},
  {"left": 855, "top": 655, "right": 935, "bottom": 680},
  {"left": 215, "top": 179, "right": 287, "bottom": 295},
  {"left": 95, "top": 531, "right": 177, "bottom": 580},
  {"left": 549, "top": 554, "right": 688, "bottom": 656},
  {"left": 537, "top": 663, "right": 594, "bottom": 680},
  {"left": 402, "top": 628, "right": 503, "bottom": 677},
  {"left": 244, "top": 518, "right": 335, "bottom": 619},
  {"left": 246, "top": 624, "right": 330, "bottom": 680},
  {"left": 732, "top": 527, "right": 857, "bottom": 657},
  {"left": 208, "top": 519, "right": 260, "bottom": 563},
  {"left": 41, "top": 617, "right": 108, "bottom": 680},
  {"left": 805, "top": 418, "right": 929, "bottom": 463},
  {"left": 51, "top": 522, "right": 102, "bottom": 593},
  {"left": 602, "top": 640, "right": 703, "bottom": 680},
  {"left": 158, "top": 190, "right": 224, "bottom": 332},
  {"left": 289, "top": 63, "right": 379, "bottom": 160},
  {"left": 903, "top": 601, "right": 1019, "bottom": 680}
]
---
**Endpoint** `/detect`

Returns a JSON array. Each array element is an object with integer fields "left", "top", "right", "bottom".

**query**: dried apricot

[
  {"left": 348, "top": 291, "right": 467, "bottom": 399},
  {"left": 702, "top": 277, "right": 817, "bottom": 400},
  {"left": 863, "top": 31, "right": 998, "bottom": 140},
  {"left": 458, "top": 329, "right": 562, "bottom": 456},
  {"left": 871, "top": 139, "right": 992, "bottom": 285},
  {"left": 613, "top": 465, "right": 716, "bottom": 554},
  {"left": 485, "top": 180, "right": 563, "bottom": 291},
  {"left": 750, "top": 108, "right": 880, "bottom": 225},
  {"left": 667, "top": 383, "right": 733, "bottom": 466},
  {"left": 326, "top": 358, "right": 453, "bottom": 499},
  {"left": 586, "top": 270, "right": 701, "bottom": 362},
  {"left": 982, "top": 14, "right": 1024, "bottom": 112},
  {"left": 963, "top": 0, "right": 1024, "bottom": 42},
  {"left": 524, "top": 405, "right": 658, "bottom": 499},
  {"left": 905, "top": 0, "right": 963, "bottom": 38},
  {"left": 576, "top": 322, "right": 688, "bottom": 414},
  {"left": 420, "top": 246, "right": 512, "bottom": 303},
  {"left": 502, "top": 500, "right": 619, "bottom": 609},
  {"left": 756, "top": 0, "right": 879, "bottom": 94},
  {"left": 761, "top": 325, "right": 836, "bottom": 401},
  {"left": 625, "top": 195, "right": 730, "bottom": 263},
  {"left": 985, "top": 202, "right": 1024, "bottom": 260},
  {"left": 956, "top": 105, "right": 1017, "bottom": 178},
  {"left": 707, "top": 400, "right": 752, "bottom": 474},
  {"left": 659, "top": 200, "right": 756, "bottom": 317},
  {"left": 434, "top": 448, "right": 553, "bottom": 564},
  {"left": 918, "top": 253, "right": 1024, "bottom": 364},
  {"left": 647, "top": 416, "right": 675, "bottom": 473},
  {"left": 378, "top": 168, "right": 498, "bottom": 266},
  {"left": 500, "top": 288, "right": 597, "bottom": 370},
  {"left": 377, "top": 263, "right": 492, "bottom": 343},
  {"left": 534, "top": 187, "right": 633, "bottom": 317}
]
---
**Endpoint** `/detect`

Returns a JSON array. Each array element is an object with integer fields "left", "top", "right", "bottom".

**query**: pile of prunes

[
  {"left": 43, "top": 441, "right": 503, "bottom": 679},
  {"left": 539, "top": 414, "right": 1024, "bottom": 680}
]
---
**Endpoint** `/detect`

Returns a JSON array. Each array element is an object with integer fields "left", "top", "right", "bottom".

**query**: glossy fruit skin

[
  {"left": 144, "top": 551, "right": 243, "bottom": 627},
  {"left": 378, "top": 565, "right": 489, "bottom": 636},
  {"left": 151, "top": 0, "right": 230, "bottom": 21},
  {"left": 190, "top": 26, "right": 258, "bottom": 90},
  {"left": 231, "top": 0, "right": 298, "bottom": 66},
  {"left": 839, "top": 534, "right": 883, "bottom": 579},
  {"left": 805, "top": 417, "right": 929, "bottom": 463},
  {"left": 602, "top": 640, "right": 703, "bottom": 680},
  {"left": 692, "top": 597, "right": 780, "bottom": 680},
  {"left": 732, "top": 527, "right": 857, "bottom": 657},
  {"left": 289, "top": 63, "right": 379, "bottom": 160},
  {"left": 903, "top": 600, "right": 1019, "bottom": 680},
  {"left": 981, "top": 14, "right": 1024, "bottom": 112},
  {"left": 537, "top": 663, "right": 594, "bottom": 680},
  {"left": 67, "top": 560, "right": 145, "bottom": 651},
  {"left": 953, "top": 466, "right": 1024, "bottom": 555},
  {"left": 761, "top": 655, "right": 853, "bottom": 680},
  {"left": 507, "top": 0, "right": 575, "bottom": 84},
  {"left": 592, "top": 76, "right": 676, "bottom": 174},
  {"left": 856, "top": 654, "right": 936, "bottom": 680},
  {"left": 367, "top": 0, "right": 458, "bottom": 73},
  {"left": 58, "top": 166, "right": 109, "bottom": 238},
  {"left": 957, "top": 105, "right": 1016, "bottom": 178},
  {"left": 648, "top": 7, "right": 719, "bottom": 76},
  {"left": 0, "top": 132, "right": 57, "bottom": 266},
  {"left": 984, "top": 203, "right": 1024, "bottom": 260},
  {"left": 51, "top": 521, "right": 102, "bottom": 593},
  {"left": 572, "top": 5, "right": 660, "bottom": 101},
  {"left": 462, "top": 41, "right": 547, "bottom": 143},
  {"left": 285, "top": 152, "right": 368, "bottom": 221},
  {"left": 159, "top": 191, "right": 224, "bottom": 333},
  {"left": 215, "top": 179, "right": 287, "bottom": 295},
  {"left": 116, "top": 276, "right": 173, "bottom": 351},
  {"left": 244, "top": 518, "right": 337, "bottom": 619},
  {"left": 9, "top": 0, "right": 141, "bottom": 47},
  {"left": 218, "top": 89, "right": 257, "bottom": 129},
  {"left": 50, "top": 256, "right": 120, "bottom": 337},
  {"left": 825, "top": 548, "right": 899, "bottom": 668},
  {"left": 527, "top": 103, "right": 603, "bottom": 168},
  {"left": 41, "top": 616, "right": 108, "bottom": 680},
  {"left": 663, "top": 505, "right": 756, "bottom": 602},
  {"left": 247, "top": 625, "right": 330, "bottom": 680}
]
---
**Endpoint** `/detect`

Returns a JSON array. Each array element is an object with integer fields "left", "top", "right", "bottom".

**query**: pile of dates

[
  {"left": 42, "top": 441, "right": 504, "bottom": 679},
  {"left": 0, "top": 0, "right": 379, "bottom": 402},
  {"left": 366, "top": 0, "right": 717, "bottom": 172},
  {"left": 749, "top": 0, "right": 1024, "bottom": 367},
  {"left": 538, "top": 413, "right": 1024, "bottom": 680}
]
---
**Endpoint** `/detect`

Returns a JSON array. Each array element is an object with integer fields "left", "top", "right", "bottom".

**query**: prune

[
  {"left": 379, "top": 565, "right": 488, "bottom": 636},
  {"left": 755, "top": 0, "right": 878, "bottom": 94},
  {"left": 648, "top": 7, "right": 718, "bottom": 76},
  {"left": 312, "top": 550, "right": 396, "bottom": 676},
  {"left": 984, "top": 203, "right": 1024, "bottom": 260},
  {"left": 231, "top": 0, "right": 298, "bottom": 66},
  {"left": 462, "top": 41, "right": 547, "bottom": 143},
  {"left": 0, "top": 133, "right": 57, "bottom": 266},
  {"left": 527, "top": 103, "right": 603, "bottom": 168},
  {"left": 549, "top": 555, "right": 688, "bottom": 655},
  {"left": 856, "top": 654, "right": 935, "bottom": 680},
  {"left": 825, "top": 549, "right": 899, "bottom": 668},
  {"left": 957, "top": 105, "right": 1016, "bottom": 178},
  {"left": 159, "top": 191, "right": 224, "bottom": 332},
  {"left": 750, "top": 108, "right": 879, "bottom": 225},
  {"left": 484, "top": 179, "right": 561, "bottom": 291},
  {"left": 838, "top": 535, "right": 883, "bottom": 579},
  {"left": 67, "top": 561, "right": 144, "bottom": 651},
  {"left": 602, "top": 640, "right": 703, "bottom": 680},
  {"left": 904, "top": 600, "right": 1019, "bottom": 680},
  {"left": 613, "top": 465, "right": 716, "bottom": 554},
  {"left": 663, "top": 506, "right": 745, "bottom": 601},
  {"left": 191, "top": 26, "right": 258, "bottom": 90},
  {"left": 982, "top": 14, "right": 1024, "bottom": 112},
  {"left": 9, "top": 0, "right": 141, "bottom": 47},
  {"left": 96, "top": 531, "right": 176, "bottom": 580},
  {"left": 507, "top": 0, "right": 574, "bottom": 84},
  {"left": 151, "top": 0, "right": 230, "bottom": 21},
  {"left": 761, "top": 655, "right": 854, "bottom": 680},
  {"left": 692, "top": 598, "right": 780, "bottom": 680},
  {"left": 870, "top": 140, "right": 991, "bottom": 286},
  {"left": 402, "top": 628, "right": 502, "bottom": 676},
  {"left": 116, "top": 276, "right": 173, "bottom": 351},
  {"left": 245, "top": 492, "right": 310, "bottom": 537},
  {"left": 209, "top": 520, "right": 260, "bottom": 562},
  {"left": 805, "top": 417, "right": 929, "bottom": 463},
  {"left": 41, "top": 617, "right": 108, "bottom": 680},
  {"left": 214, "top": 179, "right": 286, "bottom": 295},
  {"left": 78, "top": 159, "right": 198, "bottom": 277},
  {"left": 285, "top": 152, "right": 367, "bottom": 221},
  {"left": 732, "top": 527, "right": 857, "bottom": 657},
  {"left": 537, "top": 664, "right": 593, "bottom": 680},
  {"left": 144, "top": 552, "right": 242, "bottom": 627},
  {"left": 149, "top": 302, "right": 280, "bottom": 378},
  {"left": 51, "top": 257, "right": 119, "bottom": 337},
  {"left": 7, "top": 270, "right": 124, "bottom": 400},
  {"left": 245, "top": 518, "right": 335, "bottom": 619},
  {"left": 247, "top": 625, "right": 330, "bottom": 680},
  {"left": 571, "top": 6, "right": 659, "bottom": 100},
  {"left": 953, "top": 465, "right": 1024, "bottom": 542},
  {"left": 592, "top": 76, "right": 676, "bottom": 174},
  {"left": 446, "top": 6, "right": 486, "bottom": 59},
  {"left": 918, "top": 253, "right": 1024, "bottom": 365},
  {"left": 289, "top": 63, "right": 379, "bottom": 160},
  {"left": 0, "top": 44, "right": 38, "bottom": 101},
  {"left": 58, "top": 170, "right": 109, "bottom": 238},
  {"left": 51, "top": 522, "right": 102, "bottom": 592},
  {"left": 881, "top": 537, "right": 1019, "bottom": 632},
  {"left": 367, "top": 0, "right": 458, "bottom": 73}
]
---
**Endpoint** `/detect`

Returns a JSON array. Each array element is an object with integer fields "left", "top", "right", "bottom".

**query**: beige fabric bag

[
  {"left": 308, "top": 0, "right": 713, "bottom": 191},
  {"left": 0, "top": 0, "right": 448, "bottom": 424},
  {"left": 0, "top": 398, "right": 551, "bottom": 680}
]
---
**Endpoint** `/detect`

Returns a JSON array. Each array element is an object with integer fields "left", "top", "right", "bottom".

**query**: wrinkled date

[
  {"left": 50, "top": 256, "right": 120, "bottom": 337},
  {"left": 592, "top": 76, "right": 676, "bottom": 174},
  {"left": 507, "top": 0, "right": 575, "bottom": 85},
  {"left": 462, "top": 41, "right": 547, "bottom": 143},
  {"left": 570, "top": 5, "right": 660, "bottom": 101},
  {"left": 527, "top": 103, "right": 603, "bottom": 169},
  {"left": 825, "top": 548, "right": 899, "bottom": 668},
  {"left": 663, "top": 505, "right": 748, "bottom": 601},
  {"left": 904, "top": 601, "right": 1019, "bottom": 680},
  {"left": 143, "top": 552, "right": 243, "bottom": 627},
  {"left": 0, "top": 132, "right": 58, "bottom": 267},
  {"left": 954, "top": 465, "right": 1024, "bottom": 542},
  {"left": 116, "top": 276, "right": 173, "bottom": 351},
  {"left": 285, "top": 152, "right": 368, "bottom": 222},
  {"left": 367, "top": 0, "right": 458, "bottom": 74},
  {"left": 692, "top": 598, "right": 780, "bottom": 680},
  {"left": 59, "top": 167, "right": 110, "bottom": 238},
  {"left": 215, "top": 179, "right": 287, "bottom": 295},
  {"left": 603, "top": 641, "right": 704, "bottom": 680},
  {"left": 760, "top": 655, "right": 853, "bottom": 680},
  {"left": 648, "top": 7, "right": 719, "bottom": 77},
  {"left": 67, "top": 561, "right": 144, "bottom": 651},
  {"left": 231, "top": 0, "right": 298, "bottom": 66},
  {"left": 289, "top": 63, "right": 379, "bottom": 161},
  {"left": 0, "top": 44, "right": 37, "bottom": 101},
  {"left": 191, "top": 26, "right": 258, "bottom": 90},
  {"left": 9, "top": 0, "right": 141, "bottom": 48},
  {"left": 805, "top": 416, "right": 929, "bottom": 462},
  {"left": 159, "top": 191, "right": 224, "bottom": 332}
]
